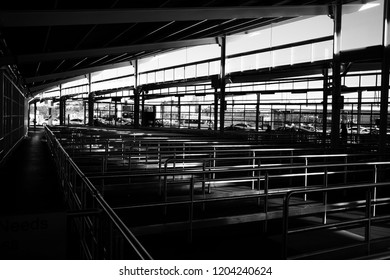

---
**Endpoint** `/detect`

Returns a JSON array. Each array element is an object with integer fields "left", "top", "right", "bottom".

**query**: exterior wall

[{"left": 0, "top": 71, "right": 27, "bottom": 165}]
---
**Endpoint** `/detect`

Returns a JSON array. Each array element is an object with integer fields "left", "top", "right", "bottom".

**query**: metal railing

[
  {"left": 46, "top": 126, "right": 390, "bottom": 259},
  {"left": 45, "top": 126, "right": 152, "bottom": 260},
  {"left": 282, "top": 182, "right": 390, "bottom": 259}
]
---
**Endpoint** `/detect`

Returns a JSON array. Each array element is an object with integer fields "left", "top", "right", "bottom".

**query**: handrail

[
  {"left": 282, "top": 182, "right": 390, "bottom": 259},
  {"left": 88, "top": 160, "right": 390, "bottom": 180},
  {"left": 45, "top": 126, "right": 152, "bottom": 260},
  {"left": 48, "top": 126, "right": 390, "bottom": 259}
]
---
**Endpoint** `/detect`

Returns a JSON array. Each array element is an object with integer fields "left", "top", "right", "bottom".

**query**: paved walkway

[{"left": 0, "top": 128, "right": 67, "bottom": 259}]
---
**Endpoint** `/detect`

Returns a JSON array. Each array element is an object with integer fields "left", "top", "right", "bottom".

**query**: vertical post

[
  {"left": 322, "top": 68, "right": 329, "bottom": 146},
  {"left": 141, "top": 91, "right": 145, "bottom": 126},
  {"left": 198, "top": 104, "right": 202, "bottom": 129},
  {"left": 48, "top": 100, "right": 52, "bottom": 126},
  {"left": 214, "top": 88, "right": 218, "bottom": 131},
  {"left": 365, "top": 188, "right": 372, "bottom": 254},
  {"left": 331, "top": 1, "right": 342, "bottom": 149},
  {"left": 34, "top": 101, "right": 37, "bottom": 129},
  {"left": 380, "top": 0, "right": 390, "bottom": 153},
  {"left": 59, "top": 98, "right": 64, "bottom": 126},
  {"left": 177, "top": 96, "right": 181, "bottom": 128},
  {"left": 59, "top": 84, "right": 64, "bottom": 126},
  {"left": 219, "top": 35, "right": 226, "bottom": 133},
  {"left": 256, "top": 92, "right": 260, "bottom": 132},
  {"left": 87, "top": 73, "right": 94, "bottom": 126},
  {"left": 133, "top": 60, "right": 140, "bottom": 128},
  {"left": 27, "top": 102, "right": 31, "bottom": 130},
  {"left": 323, "top": 168, "right": 328, "bottom": 224},
  {"left": 114, "top": 99, "right": 118, "bottom": 126},
  {"left": 357, "top": 89, "right": 362, "bottom": 137},
  {"left": 373, "top": 165, "right": 378, "bottom": 217},
  {"left": 83, "top": 101, "right": 87, "bottom": 125},
  {"left": 0, "top": 72, "right": 3, "bottom": 140}
]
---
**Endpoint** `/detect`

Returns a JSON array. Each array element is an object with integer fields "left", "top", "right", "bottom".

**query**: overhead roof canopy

[{"left": 0, "top": 0, "right": 375, "bottom": 95}]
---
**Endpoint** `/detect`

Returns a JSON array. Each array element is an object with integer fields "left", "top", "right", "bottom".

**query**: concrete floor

[{"left": 0, "top": 128, "right": 67, "bottom": 259}]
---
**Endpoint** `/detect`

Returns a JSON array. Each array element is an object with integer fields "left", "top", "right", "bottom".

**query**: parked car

[
  {"left": 347, "top": 127, "right": 370, "bottom": 134},
  {"left": 225, "top": 123, "right": 255, "bottom": 131},
  {"left": 69, "top": 118, "right": 83, "bottom": 125},
  {"left": 116, "top": 118, "right": 133, "bottom": 126}
]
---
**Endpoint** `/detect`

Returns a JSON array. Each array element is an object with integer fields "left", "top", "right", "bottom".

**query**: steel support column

[
  {"left": 256, "top": 92, "right": 260, "bottom": 132},
  {"left": 133, "top": 60, "right": 140, "bottom": 128},
  {"left": 48, "top": 101, "right": 52, "bottom": 126},
  {"left": 59, "top": 99, "right": 65, "bottom": 126},
  {"left": 380, "top": 0, "right": 390, "bottom": 152},
  {"left": 331, "top": 1, "right": 342, "bottom": 149},
  {"left": 177, "top": 96, "right": 181, "bottom": 129},
  {"left": 322, "top": 68, "right": 329, "bottom": 146},
  {"left": 114, "top": 99, "right": 118, "bottom": 126},
  {"left": 141, "top": 91, "right": 145, "bottom": 126},
  {"left": 83, "top": 101, "right": 87, "bottom": 125},
  {"left": 34, "top": 101, "right": 37, "bottom": 129},
  {"left": 219, "top": 36, "right": 226, "bottom": 133},
  {"left": 27, "top": 102, "right": 30, "bottom": 130},
  {"left": 214, "top": 89, "right": 218, "bottom": 131},
  {"left": 0, "top": 72, "right": 3, "bottom": 138},
  {"left": 357, "top": 90, "right": 362, "bottom": 134},
  {"left": 59, "top": 84, "right": 63, "bottom": 125},
  {"left": 87, "top": 73, "right": 94, "bottom": 126}
]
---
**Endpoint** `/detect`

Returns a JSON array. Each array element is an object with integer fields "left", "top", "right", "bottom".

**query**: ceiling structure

[{"left": 0, "top": 0, "right": 379, "bottom": 97}]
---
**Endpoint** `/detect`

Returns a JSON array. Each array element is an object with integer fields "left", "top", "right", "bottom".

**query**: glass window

[
  {"left": 308, "top": 80, "right": 323, "bottom": 89},
  {"left": 361, "top": 74, "right": 377, "bottom": 87},
  {"left": 271, "top": 16, "right": 333, "bottom": 46},
  {"left": 241, "top": 54, "right": 257, "bottom": 71},
  {"left": 345, "top": 75, "right": 360, "bottom": 87},
  {"left": 227, "top": 57, "right": 242, "bottom": 73},
  {"left": 257, "top": 52, "right": 272, "bottom": 69},
  {"left": 312, "top": 41, "right": 333, "bottom": 61},
  {"left": 196, "top": 63, "right": 209, "bottom": 77},
  {"left": 294, "top": 81, "right": 308, "bottom": 90},
  {"left": 147, "top": 72, "right": 155, "bottom": 84},
  {"left": 156, "top": 71, "right": 164, "bottom": 83},
  {"left": 292, "top": 44, "right": 312, "bottom": 64},
  {"left": 174, "top": 67, "right": 185, "bottom": 80},
  {"left": 342, "top": 0, "right": 383, "bottom": 50},
  {"left": 159, "top": 49, "right": 187, "bottom": 68},
  {"left": 227, "top": 29, "right": 272, "bottom": 55},
  {"left": 209, "top": 61, "right": 220, "bottom": 75},
  {"left": 91, "top": 65, "right": 133, "bottom": 82},
  {"left": 187, "top": 45, "right": 220, "bottom": 62},
  {"left": 273, "top": 48, "right": 292, "bottom": 67},
  {"left": 139, "top": 74, "right": 147, "bottom": 85},
  {"left": 185, "top": 65, "right": 196, "bottom": 79},
  {"left": 165, "top": 69, "right": 174, "bottom": 81}
]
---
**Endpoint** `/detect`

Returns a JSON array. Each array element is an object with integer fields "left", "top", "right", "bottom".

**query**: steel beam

[{"left": 0, "top": 6, "right": 347, "bottom": 27}]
